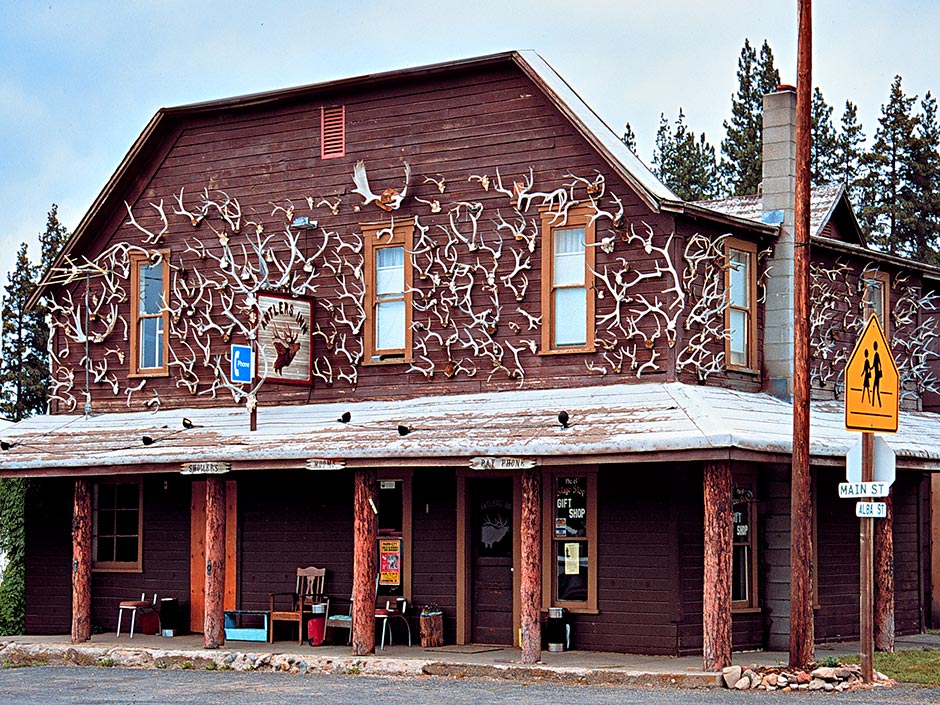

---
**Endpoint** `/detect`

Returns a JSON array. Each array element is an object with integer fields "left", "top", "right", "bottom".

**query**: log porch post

[
  {"left": 520, "top": 467, "right": 541, "bottom": 664},
  {"left": 352, "top": 468, "right": 377, "bottom": 655},
  {"left": 874, "top": 495, "right": 895, "bottom": 651},
  {"left": 203, "top": 476, "right": 226, "bottom": 648},
  {"left": 71, "top": 478, "right": 92, "bottom": 644},
  {"left": 702, "top": 460, "right": 732, "bottom": 671}
]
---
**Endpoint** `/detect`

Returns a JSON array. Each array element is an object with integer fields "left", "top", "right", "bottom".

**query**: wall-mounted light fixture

[
  {"left": 397, "top": 424, "right": 411, "bottom": 437},
  {"left": 338, "top": 411, "right": 352, "bottom": 424},
  {"left": 0, "top": 440, "right": 15, "bottom": 451},
  {"left": 291, "top": 216, "right": 318, "bottom": 230},
  {"left": 558, "top": 410, "right": 570, "bottom": 429},
  {"left": 142, "top": 436, "right": 155, "bottom": 446}
]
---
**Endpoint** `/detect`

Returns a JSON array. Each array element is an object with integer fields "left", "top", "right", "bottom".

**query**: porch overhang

[{"left": 2, "top": 382, "right": 939, "bottom": 477}]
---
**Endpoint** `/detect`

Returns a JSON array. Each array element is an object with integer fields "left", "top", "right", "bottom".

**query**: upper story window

[
  {"left": 129, "top": 250, "right": 169, "bottom": 376},
  {"left": 321, "top": 106, "right": 345, "bottom": 159},
  {"left": 93, "top": 479, "right": 143, "bottom": 572},
  {"left": 362, "top": 220, "right": 413, "bottom": 363},
  {"left": 540, "top": 206, "right": 596, "bottom": 353},
  {"left": 725, "top": 238, "right": 757, "bottom": 370},
  {"left": 863, "top": 270, "right": 889, "bottom": 331}
]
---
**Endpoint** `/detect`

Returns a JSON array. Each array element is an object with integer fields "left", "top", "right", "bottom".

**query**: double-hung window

[
  {"left": 725, "top": 239, "right": 757, "bottom": 370},
  {"left": 363, "top": 221, "right": 413, "bottom": 362},
  {"left": 93, "top": 479, "right": 143, "bottom": 572},
  {"left": 129, "top": 250, "right": 169, "bottom": 376},
  {"left": 863, "top": 270, "right": 889, "bottom": 330},
  {"left": 540, "top": 206, "right": 596, "bottom": 352}
]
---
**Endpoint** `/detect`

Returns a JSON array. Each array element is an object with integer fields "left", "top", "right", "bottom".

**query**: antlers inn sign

[{"left": 257, "top": 293, "right": 313, "bottom": 385}]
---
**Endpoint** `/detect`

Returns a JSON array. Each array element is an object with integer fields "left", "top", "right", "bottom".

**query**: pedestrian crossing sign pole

[{"left": 842, "top": 312, "right": 899, "bottom": 682}]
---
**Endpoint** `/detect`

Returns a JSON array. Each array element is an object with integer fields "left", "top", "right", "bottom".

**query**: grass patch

[
  {"left": 840, "top": 648, "right": 940, "bottom": 686},
  {"left": 98, "top": 657, "right": 115, "bottom": 668}
]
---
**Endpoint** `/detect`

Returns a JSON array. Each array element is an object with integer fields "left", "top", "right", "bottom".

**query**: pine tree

[
  {"left": 907, "top": 92, "right": 940, "bottom": 264},
  {"left": 721, "top": 39, "right": 780, "bottom": 196},
  {"left": 621, "top": 123, "right": 637, "bottom": 153},
  {"left": 858, "top": 76, "right": 919, "bottom": 255},
  {"left": 0, "top": 205, "right": 67, "bottom": 635},
  {"left": 653, "top": 109, "right": 721, "bottom": 201},
  {"left": 811, "top": 88, "right": 839, "bottom": 185},
  {"left": 835, "top": 101, "right": 866, "bottom": 207}
]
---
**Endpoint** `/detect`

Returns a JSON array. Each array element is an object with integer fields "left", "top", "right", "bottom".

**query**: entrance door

[
  {"left": 470, "top": 478, "right": 514, "bottom": 644},
  {"left": 190, "top": 480, "right": 237, "bottom": 633}
]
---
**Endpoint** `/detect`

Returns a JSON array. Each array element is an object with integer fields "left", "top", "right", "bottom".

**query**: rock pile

[{"left": 720, "top": 664, "right": 892, "bottom": 692}]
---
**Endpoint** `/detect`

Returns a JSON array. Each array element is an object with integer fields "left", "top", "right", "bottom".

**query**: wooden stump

[{"left": 420, "top": 613, "right": 444, "bottom": 648}]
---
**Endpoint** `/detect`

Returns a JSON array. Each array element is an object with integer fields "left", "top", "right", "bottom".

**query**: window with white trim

[
  {"left": 129, "top": 250, "right": 168, "bottom": 376},
  {"left": 725, "top": 239, "right": 757, "bottom": 370}
]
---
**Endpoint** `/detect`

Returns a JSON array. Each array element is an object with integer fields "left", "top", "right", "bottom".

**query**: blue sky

[{"left": 2, "top": 1, "right": 939, "bottom": 285}]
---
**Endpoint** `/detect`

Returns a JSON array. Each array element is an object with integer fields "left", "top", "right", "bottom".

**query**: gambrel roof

[{"left": 32, "top": 50, "right": 775, "bottom": 306}]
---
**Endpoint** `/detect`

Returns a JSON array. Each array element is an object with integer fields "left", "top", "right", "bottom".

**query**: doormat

[{"left": 425, "top": 645, "right": 505, "bottom": 654}]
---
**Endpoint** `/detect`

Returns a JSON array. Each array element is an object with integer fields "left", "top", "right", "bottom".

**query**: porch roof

[{"left": 1, "top": 382, "right": 939, "bottom": 476}]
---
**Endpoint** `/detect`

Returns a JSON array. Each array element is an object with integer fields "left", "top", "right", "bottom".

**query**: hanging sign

[
  {"left": 257, "top": 293, "right": 313, "bottom": 385},
  {"left": 469, "top": 456, "right": 537, "bottom": 471},
  {"left": 379, "top": 539, "right": 402, "bottom": 586},
  {"left": 305, "top": 459, "right": 346, "bottom": 471},
  {"left": 180, "top": 462, "right": 231, "bottom": 475}
]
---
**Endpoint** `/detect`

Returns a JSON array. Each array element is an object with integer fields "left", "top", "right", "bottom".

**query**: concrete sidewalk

[{"left": 2, "top": 632, "right": 938, "bottom": 688}]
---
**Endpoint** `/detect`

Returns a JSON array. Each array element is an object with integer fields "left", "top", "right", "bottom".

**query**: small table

[{"left": 223, "top": 610, "right": 269, "bottom": 642}]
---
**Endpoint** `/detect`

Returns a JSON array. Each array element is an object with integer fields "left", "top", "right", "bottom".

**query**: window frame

[
  {"left": 92, "top": 478, "right": 144, "bottom": 573},
  {"left": 724, "top": 238, "right": 758, "bottom": 371},
  {"left": 362, "top": 220, "right": 414, "bottom": 364},
  {"left": 730, "top": 471, "right": 759, "bottom": 612},
  {"left": 376, "top": 470, "right": 412, "bottom": 602},
  {"left": 129, "top": 249, "right": 169, "bottom": 377},
  {"left": 541, "top": 468, "right": 598, "bottom": 613},
  {"left": 862, "top": 269, "right": 890, "bottom": 334},
  {"left": 540, "top": 205, "right": 596, "bottom": 354}
]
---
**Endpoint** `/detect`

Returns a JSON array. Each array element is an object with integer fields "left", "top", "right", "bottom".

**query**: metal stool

[{"left": 117, "top": 593, "right": 157, "bottom": 638}]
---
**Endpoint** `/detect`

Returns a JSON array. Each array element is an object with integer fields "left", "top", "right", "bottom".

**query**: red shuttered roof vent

[{"left": 321, "top": 105, "right": 345, "bottom": 159}]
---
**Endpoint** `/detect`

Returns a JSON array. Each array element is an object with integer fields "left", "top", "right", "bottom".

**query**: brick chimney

[{"left": 762, "top": 86, "right": 797, "bottom": 400}]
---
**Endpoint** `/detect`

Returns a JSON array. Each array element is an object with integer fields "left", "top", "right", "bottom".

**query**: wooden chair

[
  {"left": 116, "top": 593, "right": 158, "bottom": 639},
  {"left": 268, "top": 566, "right": 327, "bottom": 643},
  {"left": 324, "top": 593, "right": 353, "bottom": 645}
]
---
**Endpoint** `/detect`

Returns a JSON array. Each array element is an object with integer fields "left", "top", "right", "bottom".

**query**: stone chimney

[{"left": 762, "top": 86, "right": 797, "bottom": 400}]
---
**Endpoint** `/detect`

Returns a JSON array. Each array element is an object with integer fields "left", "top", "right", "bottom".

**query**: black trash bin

[
  {"left": 159, "top": 598, "right": 180, "bottom": 637},
  {"left": 545, "top": 607, "right": 569, "bottom": 652}
]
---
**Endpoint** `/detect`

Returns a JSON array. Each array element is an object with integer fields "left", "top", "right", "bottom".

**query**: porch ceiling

[{"left": 1, "top": 382, "right": 939, "bottom": 476}]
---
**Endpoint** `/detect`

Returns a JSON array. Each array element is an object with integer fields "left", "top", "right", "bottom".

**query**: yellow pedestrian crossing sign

[{"left": 844, "top": 314, "right": 899, "bottom": 433}]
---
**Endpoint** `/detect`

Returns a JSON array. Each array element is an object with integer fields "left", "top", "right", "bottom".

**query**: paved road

[{"left": 2, "top": 667, "right": 940, "bottom": 704}]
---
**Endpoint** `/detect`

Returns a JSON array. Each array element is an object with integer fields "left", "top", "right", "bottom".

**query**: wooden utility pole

[
  {"left": 519, "top": 467, "right": 542, "bottom": 664},
  {"left": 352, "top": 468, "right": 377, "bottom": 655},
  {"left": 71, "top": 479, "right": 92, "bottom": 644},
  {"left": 702, "top": 461, "right": 732, "bottom": 671},
  {"left": 789, "top": 0, "right": 815, "bottom": 670},
  {"left": 204, "top": 476, "right": 227, "bottom": 648}
]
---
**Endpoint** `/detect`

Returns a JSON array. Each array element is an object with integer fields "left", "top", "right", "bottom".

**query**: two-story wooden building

[{"left": 3, "top": 51, "right": 940, "bottom": 664}]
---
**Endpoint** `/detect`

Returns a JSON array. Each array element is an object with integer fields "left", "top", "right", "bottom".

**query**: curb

[{"left": 0, "top": 640, "right": 721, "bottom": 688}]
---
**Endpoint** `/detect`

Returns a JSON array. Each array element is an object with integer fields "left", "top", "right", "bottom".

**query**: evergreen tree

[
  {"left": 653, "top": 109, "right": 721, "bottom": 201},
  {"left": 858, "top": 75, "right": 919, "bottom": 255},
  {"left": 835, "top": 101, "right": 866, "bottom": 207},
  {"left": 811, "top": 87, "right": 839, "bottom": 185},
  {"left": 0, "top": 478, "right": 25, "bottom": 635},
  {"left": 0, "top": 205, "right": 67, "bottom": 635},
  {"left": 907, "top": 92, "right": 940, "bottom": 264},
  {"left": 621, "top": 123, "right": 637, "bottom": 153},
  {"left": 720, "top": 39, "right": 780, "bottom": 196}
]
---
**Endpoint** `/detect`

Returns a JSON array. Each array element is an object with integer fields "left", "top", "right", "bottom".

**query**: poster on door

[{"left": 379, "top": 539, "right": 402, "bottom": 586}]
